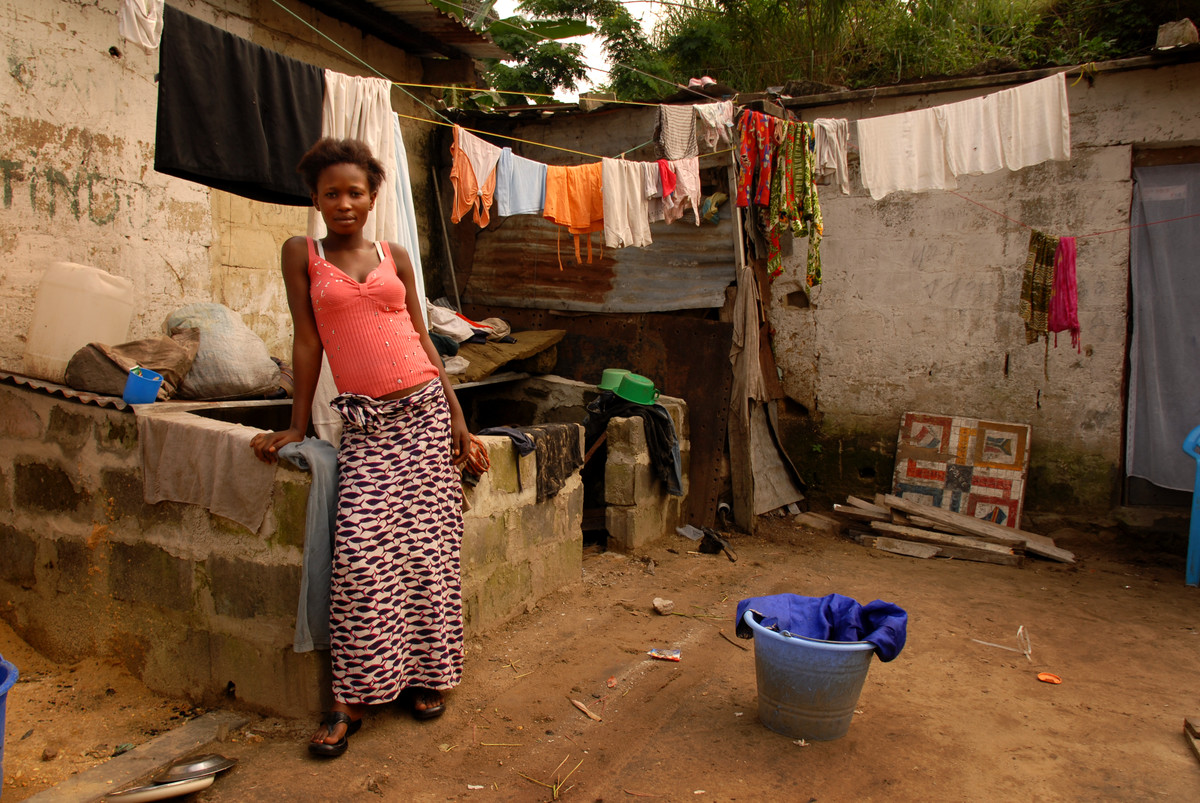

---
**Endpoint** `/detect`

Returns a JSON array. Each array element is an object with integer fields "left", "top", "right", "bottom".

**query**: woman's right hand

[{"left": 250, "top": 428, "right": 306, "bottom": 464}]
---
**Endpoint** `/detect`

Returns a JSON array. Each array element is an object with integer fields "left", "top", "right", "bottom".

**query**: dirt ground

[{"left": 3, "top": 514, "right": 1200, "bottom": 801}]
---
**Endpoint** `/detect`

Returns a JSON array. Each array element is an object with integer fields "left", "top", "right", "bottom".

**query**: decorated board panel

[{"left": 892, "top": 412, "right": 1031, "bottom": 529}]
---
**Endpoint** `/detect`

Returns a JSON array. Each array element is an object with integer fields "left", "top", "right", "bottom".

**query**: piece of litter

[
  {"left": 467, "top": 785, "right": 484, "bottom": 790},
  {"left": 648, "top": 648, "right": 681, "bottom": 662},
  {"left": 570, "top": 698, "right": 603, "bottom": 721},
  {"left": 606, "top": 676, "right": 617, "bottom": 688},
  {"left": 734, "top": 712, "right": 744, "bottom": 717},
  {"left": 1037, "top": 672, "right": 1063, "bottom": 684},
  {"left": 694, "top": 791, "right": 706, "bottom": 795},
  {"left": 794, "top": 739, "right": 809, "bottom": 747}
]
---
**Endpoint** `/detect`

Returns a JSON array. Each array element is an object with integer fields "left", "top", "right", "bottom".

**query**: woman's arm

[
  {"left": 251, "top": 236, "right": 322, "bottom": 464},
  {"left": 392, "top": 242, "right": 470, "bottom": 466}
]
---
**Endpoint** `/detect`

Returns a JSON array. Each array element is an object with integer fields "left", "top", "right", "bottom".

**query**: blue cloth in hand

[
  {"left": 279, "top": 437, "right": 339, "bottom": 652},
  {"left": 735, "top": 593, "right": 908, "bottom": 662}
]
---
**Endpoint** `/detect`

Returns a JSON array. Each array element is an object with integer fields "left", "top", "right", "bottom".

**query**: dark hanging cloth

[
  {"left": 1020, "top": 229, "right": 1059, "bottom": 345},
  {"left": 584, "top": 392, "right": 684, "bottom": 497},
  {"left": 477, "top": 426, "right": 536, "bottom": 457},
  {"left": 524, "top": 425, "right": 583, "bottom": 503},
  {"left": 155, "top": 5, "right": 324, "bottom": 206}
]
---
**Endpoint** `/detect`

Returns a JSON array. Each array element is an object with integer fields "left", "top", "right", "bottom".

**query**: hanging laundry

[
  {"left": 1048, "top": 236, "right": 1081, "bottom": 352},
  {"left": 155, "top": 5, "right": 323, "bottom": 206},
  {"left": 765, "top": 122, "right": 823, "bottom": 286},
  {"left": 642, "top": 161, "right": 666, "bottom": 223},
  {"left": 812, "top": 118, "right": 850, "bottom": 196},
  {"left": 119, "top": 0, "right": 165, "bottom": 51},
  {"left": 495, "top": 147, "right": 548, "bottom": 216},
  {"left": 934, "top": 93, "right": 1004, "bottom": 177},
  {"left": 662, "top": 157, "right": 701, "bottom": 226},
  {"left": 543, "top": 162, "right": 604, "bottom": 267},
  {"left": 450, "top": 126, "right": 501, "bottom": 226},
  {"left": 857, "top": 106, "right": 956, "bottom": 201},
  {"left": 735, "top": 110, "right": 777, "bottom": 207},
  {"left": 657, "top": 159, "right": 677, "bottom": 198},
  {"left": 695, "top": 100, "right": 735, "bottom": 150},
  {"left": 1020, "top": 229, "right": 1059, "bottom": 344},
  {"left": 995, "top": 73, "right": 1071, "bottom": 171},
  {"left": 655, "top": 105, "right": 698, "bottom": 160},
  {"left": 601, "top": 158, "right": 653, "bottom": 248}
]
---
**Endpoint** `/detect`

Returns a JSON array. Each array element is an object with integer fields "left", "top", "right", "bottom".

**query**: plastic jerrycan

[{"left": 22, "top": 262, "right": 134, "bottom": 383}]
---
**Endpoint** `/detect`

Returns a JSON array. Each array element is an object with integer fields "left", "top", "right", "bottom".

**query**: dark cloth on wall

[
  {"left": 585, "top": 392, "right": 684, "bottom": 497},
  {"left": 477, "top": 426, "right": 536, "bottom": 457},
  {"left": 155, "top": 4, "right": 324, "bottom": 205},
  {"left": 525, "top": 424, "right": 583, "bottom": 503}
]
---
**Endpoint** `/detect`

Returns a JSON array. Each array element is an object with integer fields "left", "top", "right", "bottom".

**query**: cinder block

[
  {"left": 461, "top": 511, "right": 508, "bottom": 571},
  {"left": 100, "top": 467, "right": 144, "bottom": 521},
  {"left": 94, "top": 416, "right": 137, "bottom": 453},
  {"left": 606, "top": 416, "right": 648, "bottom": 454},
  {"left": 207, "top": 556, "right": 300, "bottom": 620},
  {"left": 0, "top": 523, "right": 37, "bottom": 588},
  {"left": 45, "top": 406, "right": 92, "bottom": 454},
  {"left": 0, "top": 389, "right": 44, "bottom": 439},
  {"left": 269, "top": 480, "right": 310, "bottom": 550},
  {"left": 484, "top": 438, "right": 519, "bottom": 493},
  {"left": 474, "top": 560, "right": 532, "bottom": 630},
  {"left": 533, "top": 537, "right": 582, "bottom": 598},
  {"left": 517, "top": 496, "right": 559, "bottom": 549},
  {"left": 53, "top": 536, "right": 95, "bottom": 595},
  {"left": 606, "top": 506, "right": 666, "bottom": 553},
  {"left": 208, "top": 633, "right": 326, "bottom": 717},
  {"left": 605, "top": 459, "right": 637, "bottom": 506},
  {"left": 14, "top": 459, "right": 89, "bottom": 514},
  {"left": 109, "top": 541, "right": 195, "bottom": 612}
]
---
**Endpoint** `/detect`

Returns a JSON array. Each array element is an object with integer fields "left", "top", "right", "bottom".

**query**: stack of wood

[{"left": 832, "top": 494, "right": 1075, "bottom": 566}]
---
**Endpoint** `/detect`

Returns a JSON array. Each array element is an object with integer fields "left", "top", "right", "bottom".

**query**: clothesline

[
  {"left": 950, "top": 191, "right": 1200, "bottom": 240},
  {"left": 391, "top": 80, "right": 665, "bottom": 108},
  {"left": 395, "top": 110, "right": 735, "bottom": 163}
]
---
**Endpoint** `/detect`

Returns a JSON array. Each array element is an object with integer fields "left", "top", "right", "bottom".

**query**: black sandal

[
  {"left": 411, "top": 688, "right": 445, "bottom": 721},
  {"left": 308, "top": 711, "right": 362, "bottom": 757}
]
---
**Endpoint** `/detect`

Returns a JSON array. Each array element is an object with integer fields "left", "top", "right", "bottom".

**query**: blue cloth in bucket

[{"left": 735, "top": 593, "right": 908, "bottom": 662}]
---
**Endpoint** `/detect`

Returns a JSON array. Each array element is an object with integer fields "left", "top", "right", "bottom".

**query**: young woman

[{"left": 250, "top": 138, "right": 469, "bottom": 757}]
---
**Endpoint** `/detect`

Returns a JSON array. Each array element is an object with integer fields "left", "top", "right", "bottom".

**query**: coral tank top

[{"left": 307, "top": 237, "right": 439, "bottom": 398}]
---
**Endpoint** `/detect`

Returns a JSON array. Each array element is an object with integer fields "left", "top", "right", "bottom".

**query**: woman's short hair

[{"left": 296, "top": 137, "right": 386, "bottom": 194}]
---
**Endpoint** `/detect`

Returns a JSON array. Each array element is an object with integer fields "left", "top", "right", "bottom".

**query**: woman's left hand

[{"left": 450, "top": 413, "right": 470, "bottom": 467}]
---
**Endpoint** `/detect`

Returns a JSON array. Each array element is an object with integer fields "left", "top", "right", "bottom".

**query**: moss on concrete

[
  {"left": 269, "top": 480, "right": 309, "bottom": 550},
  {"left": 95, "top": 416, "right": 138, "bottom": 453}
]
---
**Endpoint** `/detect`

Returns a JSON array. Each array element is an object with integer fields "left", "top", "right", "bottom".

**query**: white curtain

[
  {"left": 308, "top": 72, "right": 424, "bottom": 444},
  {"left": 1126, "top": 163, "right": 1200, "bottom": 491}
]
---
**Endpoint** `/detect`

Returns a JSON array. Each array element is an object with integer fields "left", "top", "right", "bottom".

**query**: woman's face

[{"left": 313, "top": 162, "right": 376, "bottom": 235}]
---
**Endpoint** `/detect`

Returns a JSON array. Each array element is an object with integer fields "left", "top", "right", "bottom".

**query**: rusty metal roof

[
  {"left": 467, "top": 216, "right": 737, "bottom": 312},
  {"left": 305, "top": 0, "right": 508, "bottom": 60}
]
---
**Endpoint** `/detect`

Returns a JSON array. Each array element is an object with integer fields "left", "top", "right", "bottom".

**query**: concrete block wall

[
  {"left": 0, "top": 0, "right": 442, "bottom": 369},
  {"left": 768, "top": 62, "right": 1200, "bottom": 511},
  {"left": 0, "top": 383, "right": 584, "bottom": 717}
]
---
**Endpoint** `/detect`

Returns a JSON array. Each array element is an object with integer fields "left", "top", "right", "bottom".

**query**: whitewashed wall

[
  {"left": 0, "top": 0, "right": 438, "bottom": 368},
  {"left": 771, "top": 61, "right": 1200, "bottom": 504}
]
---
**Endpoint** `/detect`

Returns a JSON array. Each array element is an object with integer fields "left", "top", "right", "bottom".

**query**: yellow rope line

[{"left": 393, "top": 81, "right": 665, "bottom": 107}]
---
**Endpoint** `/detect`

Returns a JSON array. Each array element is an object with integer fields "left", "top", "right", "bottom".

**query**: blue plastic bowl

[{"left": 123, "top": 367, "right": 163, "bottom": 404}]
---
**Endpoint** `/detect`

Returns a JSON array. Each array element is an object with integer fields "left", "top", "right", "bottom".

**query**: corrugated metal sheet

[
  {"left": 0, "top": 371, "right": 128, "bottom": 410},
  {"left": 459, "top": 308, "right": 733, "bottom": 527},
  {"left": 363, "top": 0, "right": 508, "bottom": 59},
  {"left": 466, "top": 215, "right": 737, "bottom": 312}
]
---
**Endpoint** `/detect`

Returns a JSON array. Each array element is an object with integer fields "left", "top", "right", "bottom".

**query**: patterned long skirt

[{"left": 328, "top": 381, "right": 464, "bottom": 705}]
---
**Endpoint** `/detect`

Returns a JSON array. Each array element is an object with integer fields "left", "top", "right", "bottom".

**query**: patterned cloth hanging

[
  {"left": 1020, "top": 229, "right": 1059, "bottom": 344},
  {"left": 764, "top": 121, "right": 823, "bottom": 286}
]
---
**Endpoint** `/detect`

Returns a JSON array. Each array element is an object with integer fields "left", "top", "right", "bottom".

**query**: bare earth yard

[{"left": 3, "top": 515, "right": 1199, "bottom": 801}]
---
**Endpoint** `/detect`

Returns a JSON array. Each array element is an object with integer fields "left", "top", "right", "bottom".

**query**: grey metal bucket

[{"left": 743, "top": 610, "right": 875, "bottom": 741}]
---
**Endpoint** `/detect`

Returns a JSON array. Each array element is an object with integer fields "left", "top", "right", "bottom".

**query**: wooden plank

[
  {"left": 866, "top": 536, "right": 939, "bottom": 559},
  {"left": 882, "top": 494, "right": 1075, "bottom": 563},
  {"left": 874, "top": 493, "right": 891, "bottom": 509},
  {"left": 1185, "top": 717, "right": 1200, "bottom": 739},
  {"left": 870, "top": 522, "right": 1016, "bottom": 555},
  {"left": 859, "top": 534, "right": 1022, "bottom": 566},
  {"left": 1186, "top": 730, "right": 1200, "bottom": 765},
  {"left": 833, "top": 503, "right": 889, "bottom": 522},
  {"left": 846, "top": 495, "right": 890, "bottom": 516},
  {"left": 906, "top": 514, "right": 1026, "bottom": 551}
]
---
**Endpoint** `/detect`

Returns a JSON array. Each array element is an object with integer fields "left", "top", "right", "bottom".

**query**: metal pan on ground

[
  {"left": 105, "top": 774, "right": 215, "bottom": 801},
  {"left": 153, "top": 753, "right": 237, "bottom": 783}
]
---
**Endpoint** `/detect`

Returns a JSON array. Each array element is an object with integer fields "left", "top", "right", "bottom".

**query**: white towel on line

[{"left": 856, "top": 107, "right": 956, "bottom": 200}]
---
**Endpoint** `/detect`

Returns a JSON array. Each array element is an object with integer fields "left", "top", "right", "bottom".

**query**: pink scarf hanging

[{"left": 1048, "top": 236, "right": 1081, "bottom": 352}]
